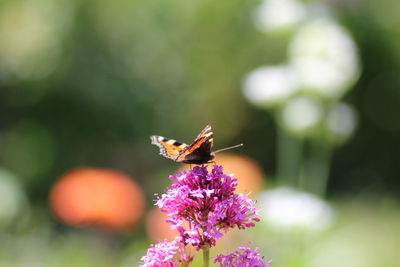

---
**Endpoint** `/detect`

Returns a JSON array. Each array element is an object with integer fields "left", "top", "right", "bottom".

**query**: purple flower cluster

[
  {"left": 155, "top": 165, "right": 260, "bottom": 250},
  {"left": 140, "top": 165, "right": 268, "bottom": 266},
  {"left": 140, "top": 237, "right": 194, "bottom": 267},
  {"left": 214, "top": 246, "right": 269, "bottom": 267},
  {"left": 140, "top": 239, "right": 179, "bottom": 267}
]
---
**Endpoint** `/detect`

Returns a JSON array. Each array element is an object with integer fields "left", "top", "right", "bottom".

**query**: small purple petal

[{"left": 214, "top": 246, "right": 270, "bottom": 267}]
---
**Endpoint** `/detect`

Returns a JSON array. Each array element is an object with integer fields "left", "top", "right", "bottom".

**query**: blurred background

[{"left": 0, "top": 0, "right": 399, "bottom": 266}]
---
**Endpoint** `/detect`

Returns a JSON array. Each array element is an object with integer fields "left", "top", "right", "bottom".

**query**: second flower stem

[{"left": 203, "top": 247, "right": 210, "bottom": 267}]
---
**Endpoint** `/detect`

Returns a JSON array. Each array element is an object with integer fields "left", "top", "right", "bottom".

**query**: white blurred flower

[
  {"left": 289, "top": 18, "right": 360, "bottom": 98},
  {"left": 0, "top": 169, "right": 28, "bottom": 228},
  {"left": 243, "top": 65, "right": 298, "bottom": 108},
  {"left": 254, "top": 0, "right": 306, "bottom": 32},
  {"left": 326, "top": 102, "right": 358, "bottom": 142},
  {"left": 259, "top": 187, "right": 334, "bottom": 231},
  {"left": 281, "top": 96, "right": 322, "bottom": 135}
]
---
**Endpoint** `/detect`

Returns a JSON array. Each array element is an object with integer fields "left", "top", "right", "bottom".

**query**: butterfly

[{"left": 150, "top": 125, "right": 243, "bottom": 164}]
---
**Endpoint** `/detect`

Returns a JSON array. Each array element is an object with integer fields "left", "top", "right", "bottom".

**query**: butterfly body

[{"left": 150, "top": 125, "right": 215, "bottom": 164}]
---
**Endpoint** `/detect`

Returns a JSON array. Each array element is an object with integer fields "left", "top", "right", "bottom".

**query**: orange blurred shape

[
  {"left": 50, "top": 167, "right": 145, "bottom": 233},
  {"left": 180, "top": 153, "right": 265, "bottom": 194},
  {"left": 146, "top": 207, "right": 181, "bottom": 241}
]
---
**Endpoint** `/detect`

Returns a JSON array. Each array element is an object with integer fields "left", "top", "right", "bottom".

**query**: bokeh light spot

[
  {"left": 243, "top": 65, "right": 298, "bottom": 108},
  {"left": 50, "top": 168, "right": 146, "bottom": 233},
  {"left": 259, "top": 187, "right": 335, "bottom": 231},
  {"left": 254, "top": 0, "right": 306, "bottom": 32},
  {"left": 0, "top": 169, "right": 29, "bottom": 229},
  {"left": 281, "top": 96, "right": 322, "bottom": 136},
  {"left": 289, "top": 18, "right": 360, "bottom": 98}
]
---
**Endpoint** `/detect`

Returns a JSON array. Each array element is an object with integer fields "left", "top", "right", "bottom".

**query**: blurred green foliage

[
  {"left": 0, "top": 0, "right": 400, "bottom": 266},
  {"left": 0, "top": 0, "right": 399, "bottom": 200}
]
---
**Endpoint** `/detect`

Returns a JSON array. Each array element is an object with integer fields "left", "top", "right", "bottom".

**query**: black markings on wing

[
  {"left": 150, "top": 135, "right": 188, "bottom": 160},
  {"left": 172, "top": 140, "right": 183, "bottom": 146},
  {"left": 176, "top": 125, "right": 214, "bottom": 164}
]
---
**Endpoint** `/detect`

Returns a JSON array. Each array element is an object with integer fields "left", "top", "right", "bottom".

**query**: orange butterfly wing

[
  {"left": 176, "top": 125, "right": 214, "bottom": 164},
  {"left": 150, "top": 136, "right": 188, "bottom": 160}
]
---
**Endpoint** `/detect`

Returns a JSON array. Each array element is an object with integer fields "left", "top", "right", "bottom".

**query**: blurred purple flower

[
  {"left": 156, "top": 165, "right": 260, "bottom": 250},
  {"left": 140, "top": 237, "right": 195, "bottom": 267},
  {"left": 140, "top": 239, "right": 179, "bottom": 267},
  {"left": 214, "top": 246, "right": 269, "bottom": 267}
]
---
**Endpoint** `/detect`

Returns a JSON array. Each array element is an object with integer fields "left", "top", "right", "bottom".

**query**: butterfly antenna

[{"left": 214, "top": 144, "right": 243, "bottom": 154}]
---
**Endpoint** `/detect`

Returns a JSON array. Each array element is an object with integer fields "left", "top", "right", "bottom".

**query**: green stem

[
  {"left": 203, "top": 247, "right": 210, "bottom": 267},
  {"left": 277, "top": 128, "right": 303, "bottom": 187},
  {"left": 302, "top": 143, "right": 332, "bottom": 197}
]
